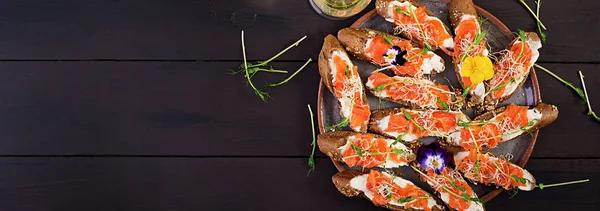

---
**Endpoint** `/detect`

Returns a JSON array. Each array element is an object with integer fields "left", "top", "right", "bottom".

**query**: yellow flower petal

[
  {"left": 475, "top": 56, "right": 495, "bottom": 80},
  {"left": 461, "top": 56, "right": 475, "bottom": 77},
  {"left": 470, "top": 71, "right": 485, "bottom": 84}
]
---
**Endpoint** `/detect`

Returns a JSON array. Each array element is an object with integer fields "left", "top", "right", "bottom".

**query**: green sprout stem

[
  {"left": 534, "top": 64, "right": 586, "bottom": 101},
  {"left": 258, "top": 68, "right": 288, "bottom": 74},
  {"left": 307, "top": 104, "right": 317, "bottom": 175},
  {"left": 578, "top": 71, "right": 600, "bottom": 122},
  {"left": 518, "top": 0, "right": 547, "bottom": 30},
  {"left": 230, "top": 68, "right": 288, "bottom": 75},
  {"left": 373, "top": 65, "right": 395, "bottom": 73},
  {"left": 460, "top": 31, "right": 487, "bottom": 62},
  {"left": 535, "top": 0, "right": 547, "bottom": 41},
  {"left": 241, "top": 31, "right": 270, "bottom": 102},
  {"left": 248, "top": 36, "right": 307, "bottom": 68},
  {"left": 408, "top": 6, "right": 432, "bottom": 50},
  {"left": 538, "top": 179, "right": 589, "bottom": 189},
  {"left": 267, "top": 58, "right": 312, "bottom": 87}
]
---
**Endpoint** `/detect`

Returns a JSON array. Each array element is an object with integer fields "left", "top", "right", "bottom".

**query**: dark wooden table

[{"left": 0, "top": 0, "right": 597, "bottom": 210}]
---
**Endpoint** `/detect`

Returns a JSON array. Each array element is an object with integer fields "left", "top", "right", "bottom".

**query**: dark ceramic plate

[{"left": 317, "top": 0, "right": 541, "bottom": 202}]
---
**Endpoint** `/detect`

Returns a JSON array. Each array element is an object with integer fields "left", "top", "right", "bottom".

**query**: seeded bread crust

[{"left": 332, "top": 169, "right": 446, "bottom": 211}]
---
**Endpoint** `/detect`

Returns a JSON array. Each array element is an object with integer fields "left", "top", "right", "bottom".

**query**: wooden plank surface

[
  {"left": 0, "top": 61, "right": 319, "bottom": 156},
  {"left": 0, "top": 0, "right": 596, "bottom": 62},
  {"left": 0, "top": 157, "right": 596, "bottom": 210},
  {"left": 0, "top": 62, "right": 596, "bottom": 157},
  {"left": 0, "top": 0, "right": 597, "bottom": 210}
]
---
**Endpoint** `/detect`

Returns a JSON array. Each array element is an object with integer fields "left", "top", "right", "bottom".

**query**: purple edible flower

[
  {"left": 417, "top": 144, "right": 449, "bottom": 174},
  {"left": 382, "top": 46, "right": 407, "bottom": 66}
]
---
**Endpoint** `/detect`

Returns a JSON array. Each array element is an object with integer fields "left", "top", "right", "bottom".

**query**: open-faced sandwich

[
  {"left": 414, "top": 167, "right": 484, "bottom": 211},
  {"left": 446, "top": 103, "right": 558, "bottom": 149},
  {"left": 412, "top": 144, "right": 485, "bottom": 211},
  {"left": 454, "top": 149, "right": 536, "bottom": 191},
  {"left": 487, "top": 31, "right": 542, "bottom": 105},
  {"left": 449, "top": 0, "right": 492, "bottom": 110},
  {"left": 337, "top": 27, "right": 445, "bottom": 77},
  {"left": 369, "top": 107, "right": 470, "bottom": 142},
  {"left": 375, "top": 0, "right": 454, "bottom": 51},
  {"left": 318, "top": 35, "right": 371, "bottom": 132},
  {"left": 317, "top": 131, "right": 416, "bottom": 168},
  {"left": 366, "top": 72, "right": 465, "bottom": 110},
  {"left": 332, "top": 169, "right": 445, "bottom": 211}
]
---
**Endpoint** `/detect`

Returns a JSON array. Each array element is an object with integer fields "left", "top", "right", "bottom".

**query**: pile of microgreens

[
  {"left": 519, "top": 0, "right": 546, "bottom": 41},
  {"left": 232, "top": 31, "right": 312, "bottom": 102}
]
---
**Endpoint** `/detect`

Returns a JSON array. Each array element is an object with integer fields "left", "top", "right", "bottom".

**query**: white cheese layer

[
  {"left": 471, "top": 82, "right": 486, "bottom": 98},
  {"left": 329, "top": 50, "right": 366, "bottom": 131},
  {"left": 421, "top": 52, "right": 444, "bottom": 74},
  {"left": 442, "top": 37, "right": 454, "bottom": 49},
  {"left": 455, "top": 15, "right": 489, "bottom": 96},
  {"left": 454, "top": 151, "right": 469, "bottom": 165},
  {"left": 454, "top": 152, "right": 536, "bottom": 191},
  {"left": 349, "top": 172, "right": 440, "bottom": 209},
  {"left": 439, "top": 192, "right": 485, "bottom": 211},
  {"left": 448, "top": 131, "right": 462, "bottom": 145},
  {"left": 385, "top": 1, "right": 452, "bottom": 50},
  {"left": 365, "top": 76, "right": 439, "bottom": 108},
  {"left": 386, "top": 1, "right": 414, "bottom": 22},
  {"left": 498, "top": 38, "right": 542, "bottom": 98},
  {"left": 365, "top": 39, "right": 444, "bottom": 75},
  {"left": 337, "top": 135, "right": 413, "bottom": 168},
  {"left": 519, "top": 169, "right": 536, "bottom": 191},
  {"left": 421, "top": 170, "right": 482, "bottom": 211},
  {"left": 376, "top": 110, "right": 468, "bottom": 143},
  {"left": 498, "top": 108, "right": 542, "bottom": 141},
  {"left": 448, "top": 107, "right": 543, "bottom": 145},
  {"left": 364, "top": 37, "right": 373, "bottom": 53},
  {"left": 455, "top": 15, "right": 478, "bottom": 34},
  {"left": 501, "top": 75, "right": 522, "bottom": 99}
]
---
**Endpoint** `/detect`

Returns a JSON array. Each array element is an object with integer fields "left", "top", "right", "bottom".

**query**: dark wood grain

[
  {"left": 0, "top": 62, "right": 600, "bottom": 157},
  {"left": 0, "top": 0, "right": 597, "bottom": 62},
  {"left": 0, "top": 62, "right": 596, "bottom": 157},
  {"left": 0, "top": 157, "right": 596, "bottom": 210},
  {"left": 0, "top": 61, "right": 319, "bottom": 156},
  {"left": 475, "top": 0, "right": 600, "bottom": 63},
  {"left": 0, "top": 0, "right": 366, "bottom": 61}
]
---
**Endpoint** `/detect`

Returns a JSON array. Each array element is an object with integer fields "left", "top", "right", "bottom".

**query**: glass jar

[{"left": 309, "top": 0, "right": 372, "bottom": 20}]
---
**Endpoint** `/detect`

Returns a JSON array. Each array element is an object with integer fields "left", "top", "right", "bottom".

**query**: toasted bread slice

[
  {"left": 318, "top": 131, "right": 416, "bottom": 168},
  {"left": 454, "top": 149, "right": 536, "bottom": 191},
  {"left": 412, "top": 164, "right": 485, "bottom": 211},
  {"left": 487, "top": 32, "right": 542, "bottom": 104},
  {"left": 318, "top": 35, "right": 370, "bottom": 132},
  {"left": 449, "top": 0, "right": 477, "bottom": 29},
  {"left": 337, "top": 27, "right": 445, "bottom": 77},
  {"left": 365, "top": 72, "right": 465, "bottom": 110},
  {"left": 369, "top": 107, "right": 470, "bottom": 142},
  {"left": 375, "top": 0, "right": 453, "bottom": 50},
  {"left": 449, "top": 0, "right": 493, "bottom": 112},
  {"left": 332, "top": 169, "right": 446, "bottom": 211},
  {"left": 446, "top": 103, "right": 558, "bottom": 149}
]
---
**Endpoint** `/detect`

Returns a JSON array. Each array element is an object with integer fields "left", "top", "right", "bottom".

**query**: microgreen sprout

[
  {"left": 538, "top": 179, "right": 590, "bottom": 189},
  {"left": 307, "top": 104, "right": 317, "bottom": 175},
  {"left": 240, "top": 31, "right": 271, "bottom": 102},
  {"left": 534, "top": 64, "right": 586, "bottom": 101},
  {"left": 233, "top": 31, "right": 309, "bottom": 101},
  {"left": 535, "top": 0, "right": 547, "bottom": 41},
  {"left": 578, "top": 71, "right": 600, "bottom": 122},
  {"left": 267, "top": 58, "right": 312, "bottom": 87},
  {"left": 518, "top": 0, "right": 547, "bottom": 30}
]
